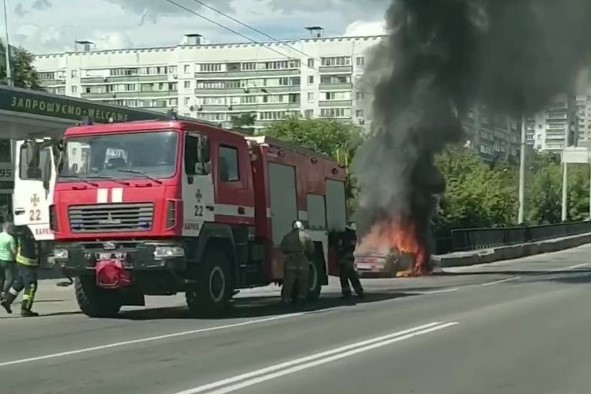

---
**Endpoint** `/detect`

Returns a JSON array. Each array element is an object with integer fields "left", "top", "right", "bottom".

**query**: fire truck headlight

[
  {"left": 153, "top": 246, "right": 185, "bottom": 259},
  {"left": 53, "top": 248, "right": 69, "bottom": 260}
]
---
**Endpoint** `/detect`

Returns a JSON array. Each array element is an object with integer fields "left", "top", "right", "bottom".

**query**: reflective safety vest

[{"left": 16, "top": 235, "right": 39, "bottom": 267}]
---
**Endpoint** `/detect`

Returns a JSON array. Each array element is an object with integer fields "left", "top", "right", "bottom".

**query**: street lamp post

[
  {"left": 2, "top": 0, "right": 12, "bottom": 86},
  {"left": 518, "top": 115, "right": 526, "bottom": 224}
]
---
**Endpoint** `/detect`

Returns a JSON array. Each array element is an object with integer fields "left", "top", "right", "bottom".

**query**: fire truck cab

[{"left": 13, "top": 118, "right": 348, "bottom": 317}]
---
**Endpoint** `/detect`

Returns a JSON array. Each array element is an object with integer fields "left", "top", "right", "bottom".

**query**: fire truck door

[
  {"left": 12, "top": 140, "right": 56, "bottom": 240},
  {"left": 182, "top": 133, "right": 215, "bottom": 236},
  {"left": 268, "top": 163, "right": 297, "bottom": 245}
]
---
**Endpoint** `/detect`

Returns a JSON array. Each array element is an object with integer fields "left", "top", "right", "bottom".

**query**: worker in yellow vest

[{"left": 0, "top": 226, "right": 40, "bottom": 317}]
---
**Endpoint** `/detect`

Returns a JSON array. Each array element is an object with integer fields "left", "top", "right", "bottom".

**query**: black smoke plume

[{"left": 353, "top": 0, "right": 591, "bottom": 265}]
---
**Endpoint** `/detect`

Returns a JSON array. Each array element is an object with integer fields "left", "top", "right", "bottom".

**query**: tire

[
  {"left": 306, "top": 253, "right": 324, "bottom": 302},
  {"left": 186, "top": 247, "right": 234, "bottom": 317},
  {"left": 75, "top": 276, "right": 122, "bottom": 318}
]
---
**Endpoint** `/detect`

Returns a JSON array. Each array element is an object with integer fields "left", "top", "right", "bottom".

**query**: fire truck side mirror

[{"left": 197, "top": 135, "right": 210, "bottom": 164}]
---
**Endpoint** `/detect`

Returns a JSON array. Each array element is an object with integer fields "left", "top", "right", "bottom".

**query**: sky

[{"left": 7, "top": 0, "right": 390, "bottom": 54}]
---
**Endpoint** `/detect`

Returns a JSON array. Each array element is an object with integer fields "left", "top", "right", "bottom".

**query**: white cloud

[
  {"left": 344, "top": 20, "right": 387, "bottom": 37},
  {"left": 7, "top": 0, "right": 390, "bottom": 53}
]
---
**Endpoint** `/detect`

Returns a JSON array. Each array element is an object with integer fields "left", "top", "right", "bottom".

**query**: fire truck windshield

[{"left": 58, "top": 130, "right": 178, "bottom": 181}]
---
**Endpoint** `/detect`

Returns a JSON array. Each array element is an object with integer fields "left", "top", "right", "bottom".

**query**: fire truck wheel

[
  {"left": 186, "top": 248, "right": 233, "bottom": 317},
  {"left": 75, "top": 276, "right": 122, "bottom": 318},
  {"left": 306, "top": 256, "right": 323, "bottom": 301}
]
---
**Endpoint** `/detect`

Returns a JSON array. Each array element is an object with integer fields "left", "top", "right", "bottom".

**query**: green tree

[
  {"left": 259, "top": 116, "right": 364, "bottom": 159},
  {"left": 567, "top": 164, "right": 590, "bottom": 221},
  {"left": 230, "top": 113, "right": 256, "bottom": 136},
  {"left": 433, "top": 146, "right": 518, "bottom": 232},
  {"left": 0, "top": 41, "right": 41, "bottom": 89},
  {"left": 525, "top": 152, "right": 562, "bottom": 224},
  {"left": 259, "top": 116, "right": 364, "bottom": 213},
  {"left": 524, "top": 152, "right": 590, "bottom": 224}
]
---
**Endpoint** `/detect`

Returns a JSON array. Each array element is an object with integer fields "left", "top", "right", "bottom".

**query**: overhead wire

[
  {"left": 163, "top": 0, "right": 306, "bottom": 65},
  {"left": 164, "top": 0, "right": 376, "bottom": 92}
]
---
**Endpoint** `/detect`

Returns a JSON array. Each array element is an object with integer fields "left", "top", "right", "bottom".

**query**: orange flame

[{"left": 357, "top": 217, "right": 430, "bottom": 277}]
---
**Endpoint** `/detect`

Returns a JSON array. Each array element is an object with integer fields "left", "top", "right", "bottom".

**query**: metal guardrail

[{"left": 448, "top": 220, "right": 591, "bottom": 252}]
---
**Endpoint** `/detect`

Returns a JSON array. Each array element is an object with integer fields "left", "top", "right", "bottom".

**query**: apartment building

[
  {"left": 462, "top": 105, "right": 521, "bottom": 164},
  {"left": 576, "top": 92, "right": 591, "bottom": 144},
  {"left": 525, "top": 93, "right": 579, "bottom": 152},
  {"left": 32, "top": 33, "right": 381, "bottom": 129}
]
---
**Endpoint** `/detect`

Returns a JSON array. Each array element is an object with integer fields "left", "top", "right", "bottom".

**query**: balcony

[
  {"left": 318, "top": 65, "right": 353, "bottom": 74},
  {"left": 200, "top": 102, "right": 299, "bottom": 112},
  {"left": 106, "top": 74, "right": 170, "bottom": 83},
  {"left": 80, "top": 77, "right": 105, "bottom": 84},
  {"left": 194, "top": 86, "right": 299, "bottom": 95},
  {"left": 81, "top": 90, "right": 177, "bottom": 99},
  {"left": 319, "top": 100, "right": 353, "bottom": 108},
  {"left": 318, "top": 83, "right": 353, "bottom": 91},
  {"left": 194, "top": 87, "right": 245, "bottom": 95},
  {"left": 194, "top": 69, "right": 301, "bottom": 79},
  {"left": 39, "top": 78, "right": 66, "bottom": 86}
]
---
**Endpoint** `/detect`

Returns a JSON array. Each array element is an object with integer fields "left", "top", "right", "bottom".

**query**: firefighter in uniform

[
  {"left": 1, "top": 226, "right": 40, "bottom": 317},
  {"left": 280, "top": 220, "right": 315, "bottom": 306},
  {"left": 336, "top": 222, "right": 364, "bottom": 299}
]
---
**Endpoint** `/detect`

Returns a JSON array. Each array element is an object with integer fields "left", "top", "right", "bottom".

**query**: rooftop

[{"left": 34, "top": 34, "right": 386, "bottom": 59}]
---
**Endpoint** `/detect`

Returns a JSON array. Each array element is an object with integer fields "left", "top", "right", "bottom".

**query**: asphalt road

[{"left": 1, "top": 245, "right": 591, "bottom": 394}]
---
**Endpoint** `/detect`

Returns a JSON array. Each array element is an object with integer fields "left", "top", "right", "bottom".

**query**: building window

[
  {"left": 356, "top": 110, "right": 364, "bottom": 118},
  {"left": 184, "top": 65, "right": 191, "bottom": 74},
  {"left": 304, "top": 109, "right": 313, "bottom": 118},
  {"left": 320, "top": 57, "right": 351, "bottom": 66},
  {"left": 320, "top": 108, "right": 350, "bottom": 118},
  {"left": 71, "top": 86, "right": 78, "bottom": 94},
  {"left": 307, "top": 92, "right": 314, "bottom": 102},
  {"left": 199, "top": 63, "right": 222, "bottom": 72},
  {"left": 308, "top": 58, "right": 314, "bottom": 68},
  {"left": 308, "top": 75, "right": 314, "bottom": 85},
  {"left": 356, "top": 57, "right": 365, "bottom": 66},
  {"left": 356, "top": 91, "right": 364, "bottom": 100},
  {"left": 184, "top": 97, "right": 190, "bottom": 105},
  {"left": 169, "top": 98, "right": 178, "bottom": 106},
  {"left": 218, "top": 146, "right": 239, "bottom": 182},
  {"left": 184, "top": 81, "right": 191, "bottom": 89},
  {"left": 71, "top": 70, "right": 78, "bottom": 78}
]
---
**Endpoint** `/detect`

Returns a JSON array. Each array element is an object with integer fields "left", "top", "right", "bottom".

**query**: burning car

[
  {"left": 353, "top": 217, "right": 430, "bottom": 278},
  {"left": 354, "top": 248, "right": 414, "bottom": 278}
]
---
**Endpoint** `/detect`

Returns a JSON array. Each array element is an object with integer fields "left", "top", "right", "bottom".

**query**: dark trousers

[
  {"left": 0, "top": 259, "right": 16, "bottom": 295},
  {"left": 7, "top": 264, "right": 39, "bottom": 311},
  {"left": 339, "top": 259, "right": 363, "bottom": 296},
  {"left": 281, "top": 267, "right": 309, "bottom": 303}
]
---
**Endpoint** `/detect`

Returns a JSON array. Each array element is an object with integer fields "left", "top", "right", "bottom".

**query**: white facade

[
  {"left": 525, "top": 93, "right": 579, "bottom": 152},
  {"left": 576, "top": 92, "right": 591, "bottom": 144},
  {"left": 33, "top": 35, "right": 382, "bottom": 129}
]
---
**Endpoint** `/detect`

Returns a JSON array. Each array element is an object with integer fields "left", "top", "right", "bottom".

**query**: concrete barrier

[{"left": 432, "top": 232, "right": 591, "bottom": 268}]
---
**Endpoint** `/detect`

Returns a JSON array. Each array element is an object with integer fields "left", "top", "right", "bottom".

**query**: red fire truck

[{"left": 14, "top": 117, "right": 348, "bottom": 317}]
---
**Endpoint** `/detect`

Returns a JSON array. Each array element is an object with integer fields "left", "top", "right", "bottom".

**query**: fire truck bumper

[{"left": 53, "top": 240, "right": 187, "bottom": 276}]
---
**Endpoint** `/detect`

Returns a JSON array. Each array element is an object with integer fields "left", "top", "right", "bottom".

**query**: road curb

[{"left": 432, "top": 232, "right": 591, "bottom": 268}]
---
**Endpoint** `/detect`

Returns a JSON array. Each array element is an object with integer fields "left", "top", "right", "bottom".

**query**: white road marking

[
  {"left": 0, "top": 314, "right": 304, "bottom": 368},
  {"left": 553, "top": 263, "right": 589, "bottom": 271},
  {"left": 416, "top": 288, "right": 459, "bottom": 295},
  {"left": 480, "top": 277, "right": 520, "bottom": 286},
  {"left": 171, "top": 321, "right": 458, "bottom": 394}
]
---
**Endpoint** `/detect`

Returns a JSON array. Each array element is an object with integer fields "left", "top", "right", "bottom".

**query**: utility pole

[
  {"left": 561, "top": 103, "right": 571, "bottom": 222},
  {"left": 518, "top": 115, "right": 526, "bottom": 224},
  {"left": 2, "top": 0, "right": 12, "bottom": 86}
]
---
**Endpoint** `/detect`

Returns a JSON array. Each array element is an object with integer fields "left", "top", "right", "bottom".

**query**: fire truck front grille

[{"left": 68, "top": 203, "right": 154, "bottom": 233}]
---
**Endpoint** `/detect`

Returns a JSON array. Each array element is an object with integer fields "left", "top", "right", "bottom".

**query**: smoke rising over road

[{"left": 353, "top": 0, "right": 591, "bottom": 273}]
